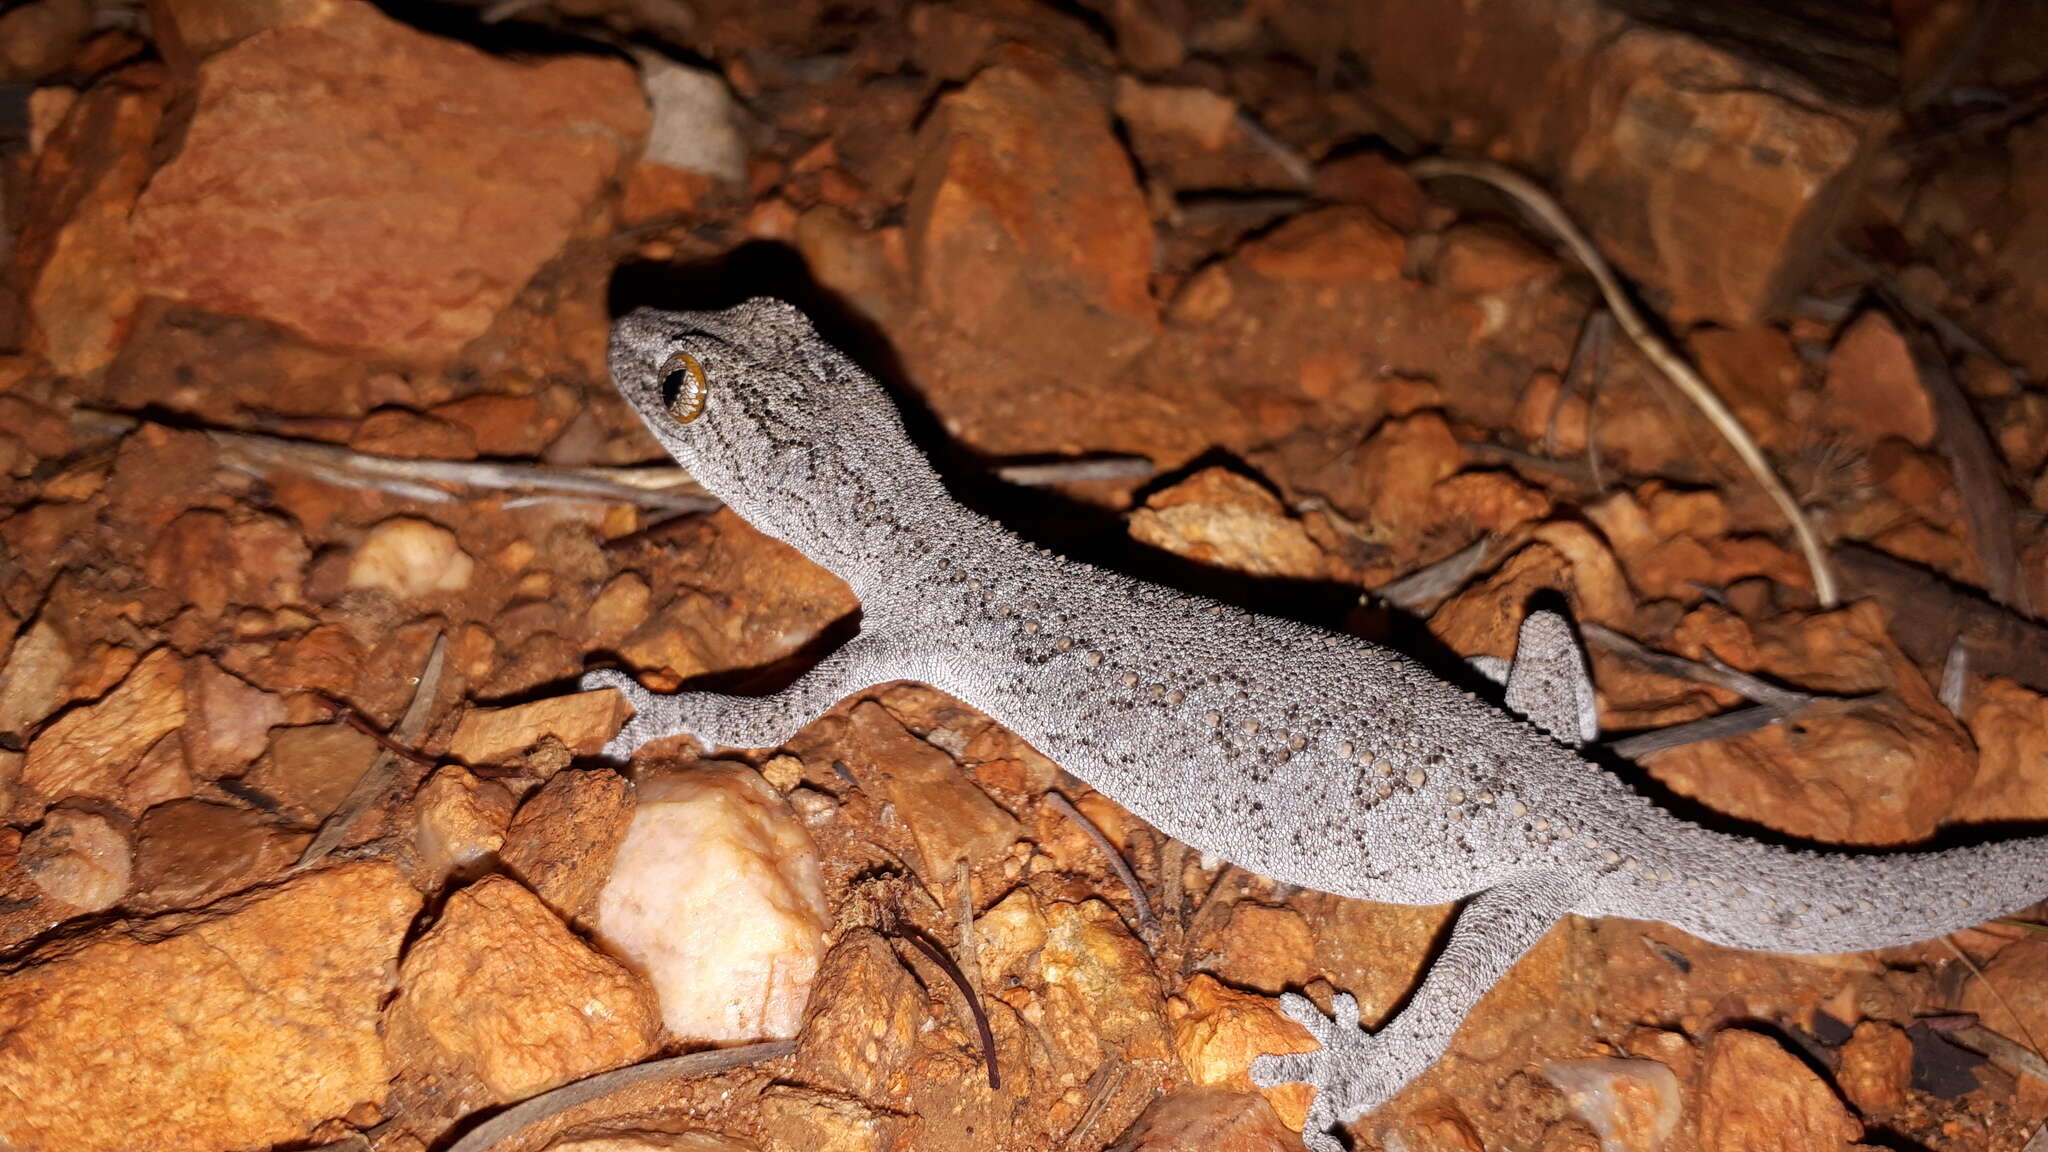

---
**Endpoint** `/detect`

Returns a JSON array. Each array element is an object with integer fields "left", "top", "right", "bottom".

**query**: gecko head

[{"left": 607, "top": 298, "right": 921, "bottom": 512}]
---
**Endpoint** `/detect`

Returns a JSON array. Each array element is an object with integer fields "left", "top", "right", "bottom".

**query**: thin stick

[
  {"left": 1580, "top": 623, "right": 1812, "bottom": 712},
  {"left": 892, "top": 923, "right": 1001, "bottom": 1090},
  {"left": 1410, "top": 157, "right": 1837, "bottom": 606},
  {"left": 442, "top": 1042, "right": 793, "bottom": 1152},
  {"left": 1044, "top": 790, "right": 1161, "bottom": 945},
  {"left": 294, "top": 633, "right": 446, "bottom": 871},
  {"left": 954, "top": 857, "right": 982, "bottom": 998}
]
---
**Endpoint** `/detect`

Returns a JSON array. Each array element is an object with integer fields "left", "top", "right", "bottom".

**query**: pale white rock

[
  {"left": 638, "top": 58, "right": 748, "bottom": 184},
  {"left": 594, "top": 762, "right": 829, "bottom": 1042},
  {"left": 346, "top": 516, "right": 474, "bottom": 600},
  {"left": 1543, "top": 1057, "right": 1683, "bottom": 1152},
  {"left": 22, "top": 808, "right": 132, "bottom": 912}
]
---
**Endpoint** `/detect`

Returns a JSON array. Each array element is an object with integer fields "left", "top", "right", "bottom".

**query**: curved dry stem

[{"left": 1410, "top": 156, "right": 1839, "bottom": 607}]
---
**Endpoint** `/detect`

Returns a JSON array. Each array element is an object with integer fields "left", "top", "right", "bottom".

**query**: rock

[
  {"left": 1109, "top": 1087, "right": 1302, "bottom": 1152},
  {"left": 348, "top": 408, "right": 478, "bottom": 460},
  {"left": 19, "top": 808, "right": 131, "bottom": 913},
  {"left": 590, "top": 572, "right": 654, "bottom": 644},
  {"left": 1821, "top": 313, "right": 1936, "bottom": 449},
  {"left": 346, "top": 516, "right": 474, "bottom": 601},
  {"left": 248, "top": 722, "right": 379, "bottom": 826},
  {"left": 18, "top": 66, "right": 169, "bottom": 375},
  {"left": 1168, "top": 974, "right": 1317, "bottom": 1130},
  {"left": 501, "top": 766, "right": 634, "bottom": 921},
  {"left": 1433, "top": 223, "right": 1559, "bottom": 296},
  {"left": 128, "top": 799, "right": 306, "bottom": 912},
  {"left": 1211, "top": 902, "right": 1318, "bottom": 993},
  {"left": 753, "top": 1085, "right": 904, "bottom": 1152},
  {"left": 1834, "top": 1021, "right": 1911, "bottom": 1117},
  {"left": 0, "top": 0, "right": 93, "bottom": 80},
  {"left": 795, "top": 928, "right": 929, "bottom": 1104},
  {"left": 22, "top": 646, "right": 186, "bottom": 810},
  {"left": 593, "top": 762, "right": 829, "bottom": 1043},
  {"left": 1358, "top": 412, "right": 1463, "bottom": 533},
  {"left": 1395, "top": 1109, "right": 1487, "bottom": 1152},
  {"left": 1958, "top": 937, "right": 2048, "bottom": 1051},
  {"left": 129, "top": 1, "right": 647, "bottom": 361},
  {"left": 553, "top": 1135, "right": 758, "bottom": 1152},
  {"left": 412, "top": 765, "right": 515, "bottom": 888},
  {"left": 1697, "top": 1030, "right": 1860, "bottom": 1152},
  {"left": 1429, "top": 528, "right": 1636, "bottom": 664},
  {"left": 1313, "top": 152, "right": 1429, "bottom": 232},
  {"left": 1128, "top": 468, "right": 1330, "bottom": 580},
  {"left": 1114, "top": 78, "right": 1308, "bottom": 191},
  {"left": 0, "top": 612, "right": 73, "bottom": 737},
  {"left": 640, "top": 58, "right": 748, "bottom": 184},
  {"left": 1643, "top": 604, "right": 1973, "bottom": 845},
  {"left": 1689, "top": 325, "right": 1806, "bottom": 453},
  {"left": 909, "top": 47, "right": 1156, "bottom": 370},
  {"left": 0, "top": 861, "right": 420, "bottom": 1152},
  {"left": 1955, "top": 678, "right": 2048, "bottom": 823},
  {"left": 385, "top": 875, "right": 661, "bottom": 1103},
  {"left": 1543, "top": 1057, "right": 1682, "bottom": 1152},
  {"left": 183, "top": 658, "right": 287, "bottom": 778},
  {"left": 449, "top": 690, "right": 631, "bottom": 766},
  {"left": 821, "top": 701, "right": 1023, "bottom": 887},
  {"left": 145, "top": 509, "right": 310, "bottom": 618},
  {"left": 149, "top": 0, "right": 342, "bottom": 56}
]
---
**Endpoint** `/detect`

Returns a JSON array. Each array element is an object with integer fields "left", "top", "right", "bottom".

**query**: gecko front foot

[
  {"left": 1252, "top": 992, "right": 1405, "bottom": 1152},
  {"left": 578, "top": 668, "right": 671, "bottom": 759}
]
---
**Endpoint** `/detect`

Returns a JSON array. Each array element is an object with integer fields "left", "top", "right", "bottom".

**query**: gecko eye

[{"left": 659, "top": 351, "right": 709, "bottom": 424}]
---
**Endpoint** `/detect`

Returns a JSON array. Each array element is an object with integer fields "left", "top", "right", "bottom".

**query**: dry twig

[
  {"left": 1045, "top": 790, "right": 1161, "bottom": 946},
  {"left": 442, "top": 1042, "right": 793, "bottom": 1152},
  {"left": 1410, "top": 157, "right": 1838, "bottom": 606}
]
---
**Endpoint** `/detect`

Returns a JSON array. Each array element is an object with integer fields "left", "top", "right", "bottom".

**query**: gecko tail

[{"left": 1623, "top": 832, "right": 2048, "bottom": 955}]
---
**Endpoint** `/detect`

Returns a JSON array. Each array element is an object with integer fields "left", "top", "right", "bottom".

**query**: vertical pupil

[{"left": 662, "top": 369, "right": 689, "bottom": 407}]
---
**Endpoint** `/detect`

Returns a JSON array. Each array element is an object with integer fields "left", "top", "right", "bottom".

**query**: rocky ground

[{"left": 2, "top": 1, "right": 2048, "bottom": 1150}]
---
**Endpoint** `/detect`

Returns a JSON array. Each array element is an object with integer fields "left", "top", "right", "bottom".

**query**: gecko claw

[
  {"left": 1252, "top": 992, "right": 1401, "bottom": 1151},
  {"left": 579, "top": 667, "right": 657, "bottom": 759}
]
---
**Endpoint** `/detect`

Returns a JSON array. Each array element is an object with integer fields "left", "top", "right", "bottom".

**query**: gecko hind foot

[
  {"left": 578, "top": 668, "right": 662, "bottom": 759},
  {"left": 1252, "top": 992, "right": 1402, "bottom": 1151}
]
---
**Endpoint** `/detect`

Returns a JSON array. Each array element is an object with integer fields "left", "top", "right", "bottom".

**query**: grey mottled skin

[{"left": 583, "top": 299, "right": 2046, "bottom": 1152}]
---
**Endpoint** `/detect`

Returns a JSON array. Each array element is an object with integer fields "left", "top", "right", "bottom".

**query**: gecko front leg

[
  {"left": 582, "top": 634, "right": 916, "bottom": 758},
  {"left": 1253, "top": 870, "right": 1585, "bottom": 1151}
]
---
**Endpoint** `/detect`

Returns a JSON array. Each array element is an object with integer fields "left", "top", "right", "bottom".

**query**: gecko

[{"left": 582, "top": 297, "right": 2045, "bottom": 1152}]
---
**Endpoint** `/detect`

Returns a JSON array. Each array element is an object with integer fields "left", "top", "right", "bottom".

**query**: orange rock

[
  {"left": 449, "top": 690, "right": 631, "bottom": 767},
  {"left": 1428, "top": 471, "right": 1553, "bottom": 534},
  {"left": 1359, "top": 411, "right": 1463, "bottom": 532},
  {"left": 1835, "top": 1021, "right": 1911, "bottom": 1117},
  {"left": 1696, "top": 1030, "right": 1860, "bottom": 1152},
  {"left": 1169, "top": 974, "right": 1317, "bottom": 1130},
  {"left": 130, "top": 2, "right": 647, "bottom": 361},
  {"left": 1646, "top": 604, "right": 1973, "bottom": 844},
  {"left": 182, "top": 658, "right": 286, "bottom": 778},
  {"left": 348, "top": 408, "right": 478, "bottom": 460},
  {"left": 0, "top": 861, "right": 420, "bottom": 1152},
  {"left": 1113, "top": 1087, "right": 1304, "bottom": 1152},
  {"left": 795, "top": 928, "right": 930, "bottom": 1104},
  {"left": 1397, "top": 1107, "right": 1487, "bottom": 1152},
  {"left": 1212, "top": 902, "right": 1319, "bottom": 993},
  {"left": 150, "top": 0, "right": 340, "bottom": 56},
  {"left": 386, "top": 875, "right": 660, "bottom": 1103},
  {"left": 1114, "top": 77, "right": 1308, "bottom": 191},
  {"left": 909, "top": 46, "right": 1156, "bottom": 368},
  {"left": 1822, "top": 313, "right": 1937, "bottom": 449},
  {"left": 1313, "top": 152, "right": 1428, "bottom": 231},
  {"left": 1543, "top": 1057, "right": 1682, "bottom": 1152},
  {"left": 23, "top": 646, "right": 186, "bottom": 811},
  {"left": 1242, "top": 207, "right": 1406, "bottom": 285},
  {"left": 500, "top": 766, "right": 634, "bottom": 922},
  {"left": 1430, "top": 530, "right": 1636, "bottom": 663},
  {"left": 1433, "top": 222, "right": 1558, "bottom": 295},
  {"left": 1128, "top": 468, "right": 1331, "bottom": 580},
  {"left": 248, "top": 722, "right": 379, "bottom": 826},
  {"left": 145, "top": 508, "right": 310, "bottom": 619},
  {"left": 819, "top": 701, "right": 1024, "bottom": 888},
  {"left": 1690, "top": 325, "right": 1806, "bottom": 452},
  {"left": 1956, "top": 678, "right": 2048, "bottom": 823},
  {"left": 411, "top": 765, "right": 514, "bottom": 889}
]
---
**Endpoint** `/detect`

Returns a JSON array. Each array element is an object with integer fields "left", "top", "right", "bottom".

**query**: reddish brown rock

[
  {"left": 145, "top": 508, "right": 309, "bottom": 619},
  {"left": 182, "top": 658, "right": 287, "bottom": 778},
  {"left": 819, "top": 701, "right": 1023, "bottom": 887},
  {"left": 1169, "top": 974, "right": 1317, "bottom": 1130},
  {"left": 1821, "top": 313, "right": 1937, "bottom": 450},
  {"left": 248, "top": 722, "right": 380, "bottom": 826},
  {"left": 1212, "top": 902, "right": 1318, "bottom": 994},
  {"left": 150, "top": 0, "right": 340, "bottom": 56},
  {"left": 0, "top": 611, "right": 75, "bottom": 737},
  {"left": 1834, "top": 1021, "right": 1911, "bottom": 1117},
  {"left": 795, "top": 928, "right": 929, "bottom": 1104},
  {"left": 129, "top": 799, "right": 306, "bottom": 912},
  {"left": 0, "top": 861, "right": 420, "bottom": 1152},
  {"left": 1128, "top": 468, "right": 1330, "bottom": 580},
  {"left": 1958, "top": 936, "right": 2048, "bottom": 1047},
  {"left": 18, "top": 66, "right": 169, "bottom": 375},
  {"left": 129, "top": 2, "right": 646, "bottom": 361},
  {"left": 348, "top": 408, "right": 478, "bottom": 460},
  {"left": 385, "top": 875, "right": 661, "bottom": 1103},
  {"left": 1109, "top": 1088, "right": 1303, "bottom": 1152},
  {"left": 1357, "top": 412, "right": 1463, "bottom": 534},
  {"left": 1114, "top": 78, "right": 1308, "bottom": 192},
  {"left": 412, "top": 765, "right": 515, "bottom": 888},
  {"left": 22, "top": 646, "right": 186, "bottom": 810},
  {"left": 500, "top": 766, "right": 634, "bottom": 921},
  {"left": 1696, "top": 1030, "right": 1860, "bottom": 1152},
  {"left": 909, "top": 47, "right": 1156, "bottom": 370},
  {"left": 449, "top": 690, "right": 631, "bottom": 766},
  {"left": 1689, "top": 325, "right": 1807, "bottom": 453},
  {"left": 0, "top": 0, "right": 93, "bottom": 80}
]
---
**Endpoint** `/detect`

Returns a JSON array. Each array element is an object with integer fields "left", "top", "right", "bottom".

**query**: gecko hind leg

[
  {"left": 580, "top": 636, "right": 912, "bottom": 759},
  {"left": 1468, "top": 609, "right": 1598, "bottom": 746},
  {"left": 1252, "top": 871, "right": 1585, "bottom": 1150}
]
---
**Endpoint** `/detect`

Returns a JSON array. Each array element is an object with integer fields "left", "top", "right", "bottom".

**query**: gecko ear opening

[{"left": 661, "top": 352, "right": 709, "bottom": 423}]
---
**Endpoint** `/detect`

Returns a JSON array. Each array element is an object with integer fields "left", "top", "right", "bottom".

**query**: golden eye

[{"left": 659, "top": 351, "right": 709, "bottom": 423}]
